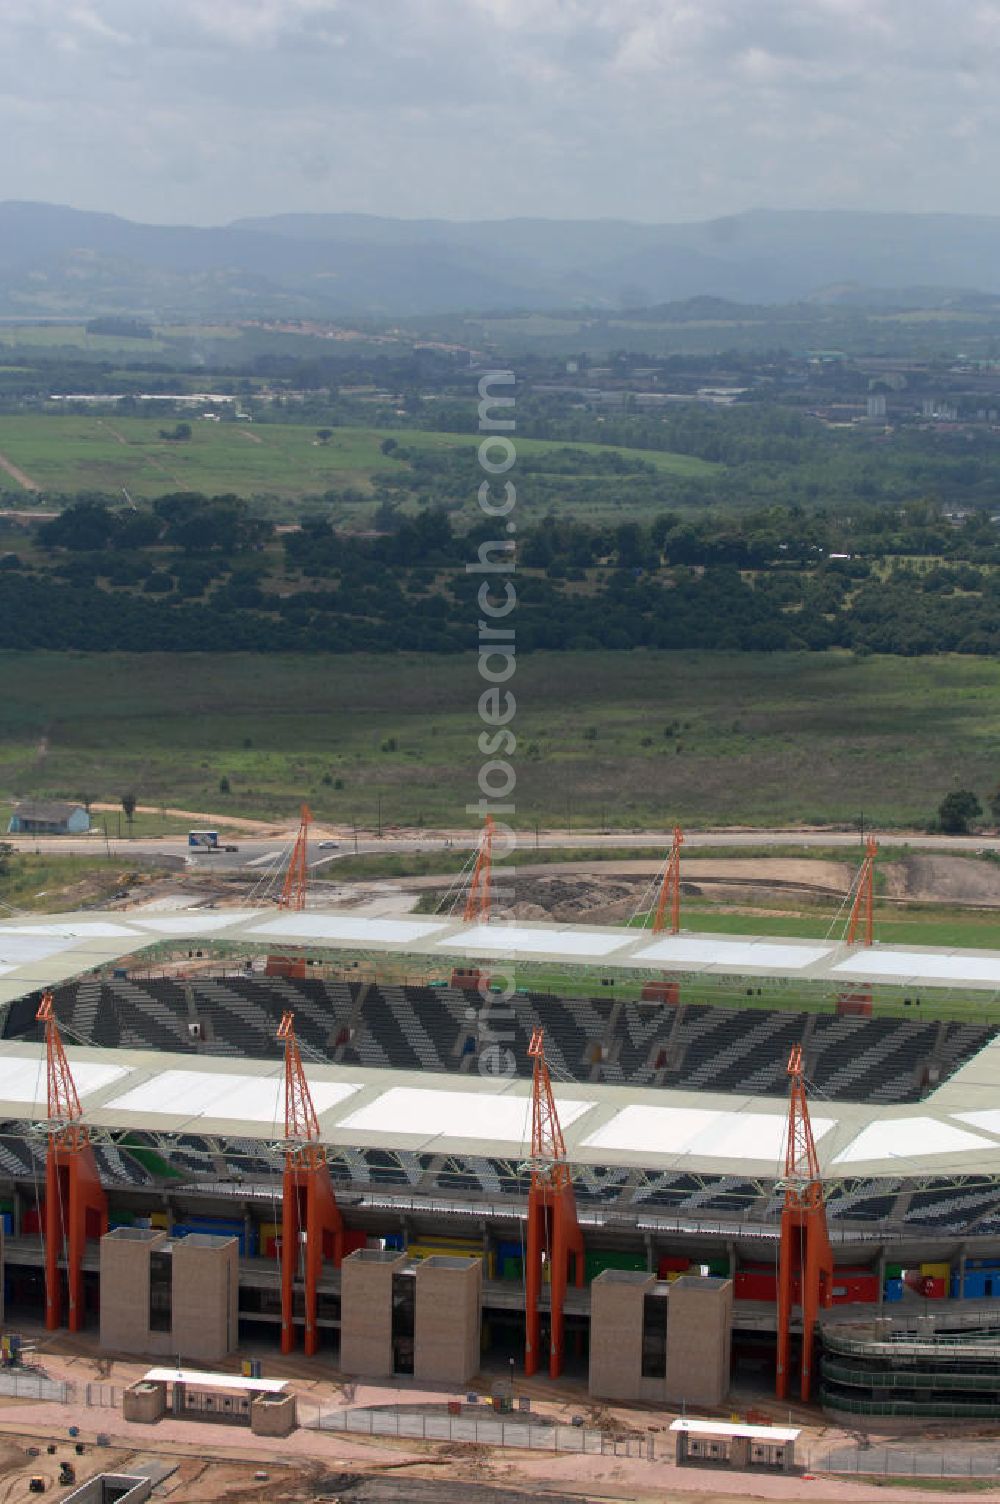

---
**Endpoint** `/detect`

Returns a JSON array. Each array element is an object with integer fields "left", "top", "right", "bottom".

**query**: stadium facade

[{"left": 4, "top": 907, "right": 1000, "bottom": 1412}]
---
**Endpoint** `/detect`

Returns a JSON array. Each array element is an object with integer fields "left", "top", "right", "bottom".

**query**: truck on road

[{"left": 188, "top": 829, "right": 219, "bottom": 850}]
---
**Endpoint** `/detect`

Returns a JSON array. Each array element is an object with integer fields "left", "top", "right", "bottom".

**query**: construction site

[{"left": 4, "top": 813, "right": 1000, "bottom": 1496}]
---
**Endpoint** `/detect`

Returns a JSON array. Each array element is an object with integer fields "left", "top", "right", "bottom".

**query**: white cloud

[{"left": 0, "top": 0, "right": 997, "bottom": 223}]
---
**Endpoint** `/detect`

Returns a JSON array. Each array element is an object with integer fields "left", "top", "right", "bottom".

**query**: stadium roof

[
  {"left": 0, "top": 1030, "right": 998, "bottom": 1182},
  {"left": 4, "top": 906, "right": 1000, "bottom": 1003},
  {"left": 4, "top": 904, "right": 1000, "bottom": 1183}
]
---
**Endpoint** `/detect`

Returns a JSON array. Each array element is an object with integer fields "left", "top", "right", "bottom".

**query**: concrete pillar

[
  {"left": 588, "top": 1270, "right": 654, "bottom": 1401},
  {"left": 665, "top": 1277, "right": 733, "bottom": 1409},
  {"left": 414, "top": 1256, "right": 482, "bottom": 1383},
  {"left": 876, "top": 1246, "right": 885, "bottom": 1310},
  {"left": 340, "top": 1249, "right": 408, "bottom": 1378},
  {"left": 99, "top": 1227, "right": 168, "bottom": 1357},
  {"left": 957, "top": 1246, "right": 967, "bottom": 1300},
  {"left": 172, "top": 1233, "right": 238, "bottom": 1364}
]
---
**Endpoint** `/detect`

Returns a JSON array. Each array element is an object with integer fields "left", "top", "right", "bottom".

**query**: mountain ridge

[{"left": 5, "top": 201, "right": 1000, "bottom": 318}]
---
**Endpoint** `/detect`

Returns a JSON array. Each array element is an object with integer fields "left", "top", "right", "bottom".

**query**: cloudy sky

[{"left": 2, "top": 0, "right": 999, "bottom": 226}]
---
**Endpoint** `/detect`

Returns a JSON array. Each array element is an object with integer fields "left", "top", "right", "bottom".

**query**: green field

[
  {"left": 0, "top": 413, "right": 717, "bottom": 506},
  {"left": 0, "top": 852, "right": 166, "bottom": 912},
  {"left": 0, "top": 323, "right": 174, "bottom": 354},
  {"left": 1, "top": 648, "right": 999, "bottom": 831}
]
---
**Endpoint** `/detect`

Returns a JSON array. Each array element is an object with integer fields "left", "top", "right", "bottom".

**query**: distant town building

[
  {"left": 7, "top": 800, "right": 90, "bottom": 836},
  {"left": 866, "top": 393, "right": 887, "bottom": 421}
]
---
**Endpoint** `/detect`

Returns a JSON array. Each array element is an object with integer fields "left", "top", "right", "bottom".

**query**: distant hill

[{"left": 8, "top": 202, "right": 1000, "bottom": 319}]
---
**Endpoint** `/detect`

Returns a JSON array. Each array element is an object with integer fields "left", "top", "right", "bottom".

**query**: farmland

[
  {"left": 0, "top": 648, "right": 998, "bottom": 830},
  {"left": 0, "top": 413, "right": 717, "bottom": 513}
]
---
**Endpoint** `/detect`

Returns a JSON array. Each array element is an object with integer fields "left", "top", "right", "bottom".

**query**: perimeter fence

[{"left": 301, "top": 1404, "right": 651, "bottom": 1457}]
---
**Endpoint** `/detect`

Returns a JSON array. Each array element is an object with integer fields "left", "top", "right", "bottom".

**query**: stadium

[{"left": 4, "top": 889, "right": 1000, "bottom": 1420}]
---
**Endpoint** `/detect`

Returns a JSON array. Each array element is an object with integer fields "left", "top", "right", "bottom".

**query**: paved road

[{"left": 5, "top": 826, "right": 998, "bottom": 874}]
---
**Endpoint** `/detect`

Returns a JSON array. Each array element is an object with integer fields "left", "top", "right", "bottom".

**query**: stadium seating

[{"left": 7, "top": 976, "right": 995, "bottom": 1108}]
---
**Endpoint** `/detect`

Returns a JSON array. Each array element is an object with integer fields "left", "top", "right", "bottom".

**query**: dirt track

[{"left": 0, "top": 449, "right": 39, "bottom": 492}]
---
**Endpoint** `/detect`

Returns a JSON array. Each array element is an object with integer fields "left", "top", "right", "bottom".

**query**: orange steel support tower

[
  {"left": 652, "top": 825, "right": 684, "bottom": 934},
  {"left": 278, "top": 1010, "right": 344, "bottom": 1355},
  {"left": 846, "top": 836, "right": 878, "bottom": 946},
  {"left": 775, "top": 1044, "right": 833, "bottom": 1402},
  {"left": 524, "top": 1028, "right": 584, "bottom": 1379},
  {"left": 463, "top": 814, "right": 495, "bottom": 921},
  {"left": 279, "top": 804, "right": 312, "bottom": 911},
  {"left": 36, "top": 991, "right": 107, "bottom": 1332}
]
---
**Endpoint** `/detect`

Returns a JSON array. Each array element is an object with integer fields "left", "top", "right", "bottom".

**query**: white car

[{"left": 318, "top": 840, "right": 340, "bottom": 850}]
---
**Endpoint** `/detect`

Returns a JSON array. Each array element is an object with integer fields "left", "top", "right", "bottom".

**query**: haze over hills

[{"left": 6, "top": 201, "right": 1000, "bottom": 320}]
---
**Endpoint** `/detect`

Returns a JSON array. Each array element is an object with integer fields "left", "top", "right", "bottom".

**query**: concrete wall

[
  {"left": 588, "top": 1270, "right": 654, "bottom": 1402},
  {"left": 172, "top": 1234, "right": 238, "bottom": 1364},
  {"left": 414, "top": 1256, "right": 481, "bottom": 1384},
  {"left": 340, "top": 1250, "right": 408, "bottom": 1378},
  {"left": 251, "top": 1392, "right": 298, "bottom": 1437},
  {"left": 122, "top": 1381, "right": 167, "bottom": 1425},
  {"left": 99, "top": 1229, "right": 170, "bottom": 1358},
  {"left": 664, "top": 1276, "right": 733, "bottom": 1408},
  {"left": 60, "top": 1474, "right": 153, "bottom": 1504},
  {"left": 100, "top": 1228, "right": 237, "bottom": 1364},
  {"left": 589, "top": 1271, "right": 733, "bottom": 1406}
]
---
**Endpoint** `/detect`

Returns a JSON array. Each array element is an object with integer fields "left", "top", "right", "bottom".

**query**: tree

[
  {"left": 219, "top": 775, "right": 231, "bottom": 794},
  {"left": 938, "top": 789, "right": 982, "bottom": 834},
  {"left": 991, "top": 789, "right": 1000, "bottom": 830},
  {"left": 316, "top": 429, "right": 333, "bottom": 445},
  {"left": 121, "top": 791, "right": 137, "bottom": 834}
]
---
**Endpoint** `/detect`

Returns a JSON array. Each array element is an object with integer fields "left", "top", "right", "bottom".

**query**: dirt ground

[
  {"left": 885, "top": 852, "right": 1000, "bottom": 905},
  {"left": 3, "top": 1335, "right": 1000, "bottom": 1504},
  {"left": 3, "top": 1405, "right": 1000, "bottom": 1504},
  {"left": 476, "top": 853, "right": 1000, "bottom": 924},
  {"left": 501, "top": 856, "right": 854, "bottom": 924}
]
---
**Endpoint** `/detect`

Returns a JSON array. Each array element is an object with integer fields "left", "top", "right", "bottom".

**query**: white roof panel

[
  {"left": 952, "top": 1109, "right": 1000, "bottom": 1136},
  {"left": 832, "top": 950, "right": 1000, "bottom": 985},
  {"left": 833, "top": 1117, "right": 994, "bottom": 1165},
  {"left": 4, "top": 922, "right": 138, "bottom": 939},
  {"left": 0, "top": 1055, "right": 127, "bottom": 1104},
  {"left": 437, "top": 924, "right": 632, "bottom": 958},
  {"left": 245, "top": 915, "right": 449, "bottom": 945},
  {"left": 11, "top": 905, "right": 1000, "bottom": 997},
  {"left": 143, "top": 1367, "right": 287, "bottom": 1394},
  {"left": 338, "top": 1084, "right": 593, "bottom": 1144},
  {"left": 130, "top": 912, "right": 255, "bottom": 935},
  {"left": 104, "top": 1068, "right": 359, "bottom": 1124},
  {"left": 633, "top": 937, "right": 833, "bottom": 970},
  {"left": 0, "top": 934, "right": 91, "bottom": 965},
  {"left": 671, "top": 1418, "right": 800, "bottom": 1443},
  {"left": 582, "top": 1103, "right": 834, "bottom": 1161}
]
